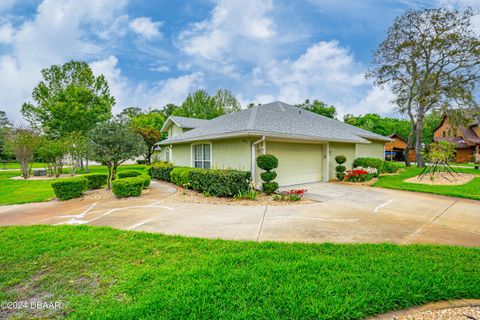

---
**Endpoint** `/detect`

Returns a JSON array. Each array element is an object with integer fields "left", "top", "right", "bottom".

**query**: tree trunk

[
  {"left": 107, "top": 165, "right": 113, "bottom": 189},
  {"left": 404, "top": 121, "right": 416, "bottom": 167},
  {"left": 415, "top": 115, "right": 425, "bottom": 167}
]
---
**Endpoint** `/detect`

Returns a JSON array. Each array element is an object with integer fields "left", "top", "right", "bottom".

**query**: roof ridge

[{"left": 246, "top": 107, "right": 257, "bottom": 130}]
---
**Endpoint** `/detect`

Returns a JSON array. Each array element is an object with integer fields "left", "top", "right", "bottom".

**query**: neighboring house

[
  {"left": 433, "top": 113, "right": 480, "bottom": 163},
  {"left": 385, "top": 133, "right": 416, "bottom": 162},
  {"left": 158, "top": 102, "right": 390, "bottom": 186}
]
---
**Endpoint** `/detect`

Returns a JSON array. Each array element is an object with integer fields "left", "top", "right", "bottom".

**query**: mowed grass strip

[
  {"left": 373, "top": 166, "right": 480, "bottom": 200},
  {"left": 0, "top": 164, "right": 147, "bottom": 205},
  {"left": 0, "top": 225, "right": 479, "bottom": 319}
]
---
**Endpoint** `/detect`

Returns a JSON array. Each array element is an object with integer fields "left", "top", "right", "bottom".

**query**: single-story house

[
  {"left": 385, "top": 133, "right": 416, "bottom": 162},
  {"left": 158, "top": 101, "right": 390, "bottom": 186}
]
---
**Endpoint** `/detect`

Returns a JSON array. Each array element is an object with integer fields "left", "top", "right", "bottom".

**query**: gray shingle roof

[
  {"left": 163, "top": 116, "right": 209, "bottom": 130},
  {"left": 159, "top": 101, "right": 390, "bottom": 145}
]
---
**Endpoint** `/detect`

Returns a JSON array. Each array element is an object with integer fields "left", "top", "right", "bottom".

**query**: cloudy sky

[{"left": 0, "top": 0, "right": 478, "bottom": 122}]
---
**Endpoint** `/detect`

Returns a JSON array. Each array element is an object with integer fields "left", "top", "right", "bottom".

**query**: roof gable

[{"left": 160, "top": 116, "right": 209, "bottom": 132}]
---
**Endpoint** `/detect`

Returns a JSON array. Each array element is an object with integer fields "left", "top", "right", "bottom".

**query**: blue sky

[{"left": 0, "top": 0, "right": 478, "bottom": 122}]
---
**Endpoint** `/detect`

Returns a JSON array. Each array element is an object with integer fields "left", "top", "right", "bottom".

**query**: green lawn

[
  {"left": 0, "top": 164, "right": 147, "bottom": 206},
  {"left": 0, "top": 162, "right": 46, "bottom": 170},
  {"left": 373, "top": 166, "right": 480, "bottom": 200},
  {"left": 0, "top": 226, "right": 479, "bottom": 319}
]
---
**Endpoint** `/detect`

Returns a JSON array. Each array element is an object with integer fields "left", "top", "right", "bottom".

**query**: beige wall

[
  {"left": 167, "top": 123, "right": 184, "bottom": 138},
  {"left": 171, "top": 143, "right": 191, "bottom": 166},
  {"left": 329, "top": 142, "right": 356, "bottom": 180},
  {"left": 355, "top": 141, "right": 385, "bottom": 160},
  {"left": 212, "top": 138, "right": 251, "bottom": 171},
  {"left": 265, "top": 141, "right": 323, "bottom": 186}
]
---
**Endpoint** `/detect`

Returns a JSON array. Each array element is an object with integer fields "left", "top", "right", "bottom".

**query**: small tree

[
  {"left": 0, "top": 111, "right": 12, "bottom": 160},
  {"left": 131, "top": 111, "right": 165, "bottom": 165},
  {"left": 6, "top": 127, "right": 41, "bottom": 179},
  {"left": 64, "top": 133, "right": 88, "bottom": 176},
  {"left": 335, "top": 155, "right": 347, "bottom": 181},
  {"left": 38, "top": 138, "right": 67, "bottom": 177},
  {"left": 418, "top": 141, "right": 458, "bottom": 181},
  {"left": 88, "top": 120, "right": 146, "bottom": 189},
  {"left": 256, "top": 154, "right": 279, "bottom": 195}
]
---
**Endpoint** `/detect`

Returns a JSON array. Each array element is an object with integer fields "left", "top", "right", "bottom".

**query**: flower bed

[
  {"left": 345, "top": 168, "right": 376, "bottom": 182},
  {"left": 273, "top": 189, "right": 307, "bottom": 201}
]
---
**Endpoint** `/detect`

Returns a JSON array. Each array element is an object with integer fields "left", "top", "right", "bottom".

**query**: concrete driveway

[{"left": 0, "top": 181, "right": 479, "bottom": 246}]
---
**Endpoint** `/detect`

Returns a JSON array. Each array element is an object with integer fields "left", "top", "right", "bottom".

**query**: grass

[
  {"left": 0, "top": 164, "right": 147, "bottom": 206},
  {"left": 0, "top": 225, "right": 479, "bottom": 319},
  {"left": 0, "top": 162, "right": 46, "bottom": 170},
  {"left": 373, "top": 166, "right": 480, "bottom": 200}
]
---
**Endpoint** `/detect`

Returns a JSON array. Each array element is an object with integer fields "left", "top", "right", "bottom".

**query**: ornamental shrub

[
  {"left": 256, "top": 154, "right": 279, "bottom": 195},
  {"left": 111, "top": 177, "right": 144, "bottom": 198},
  {"left": 51, "top": 177, "right": 88, "bottom": 200},
  {"left": 353, "top": 157, "right": 383, "bottom": 177},
  {"left": 117, "top": 170, "right": 142, "bottom": 179},
  {"left": 148, "top": 162, "right": 173, "bottom": 181},
  {"left": 382, "top": 161, "right": 400, "bottom": 173},
  {"left": 260, "top": 171, "right": 277, "bottom": 183},
  {"left": 335, "top": 155, "right": 346, "bottom": 165},
  {"left": 189, "top": 169, "right": 251, "bottom": 197},
  {"left": 256, "top": 154, "right": 279, "bottom": 171},
  {"left": 170, "top": 167, "right": 201, "bottom": 187},
  {"left": 82, "top": 173, "right": 108, "bottom": 189},
  {"left": 139, "top": 175, "right": 151, "bottom": 189},
  {"left": 345, "top": 169, "right": 374, "bottom": 182}
]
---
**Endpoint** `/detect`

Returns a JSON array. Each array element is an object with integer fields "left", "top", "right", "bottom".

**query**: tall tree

[
  {"left": 0, "top": 111, "right": 12, "bottom": 159},
  {"left": 117, "top": 106, "right": 143, "bottom": 120},
  {"left": 214, "top": 89, "right": 241, "bottom": 114},
  {"left": 131, "top": 111, "right": 165, "bottom": 165},
  {"left": 296, "top": 99, "right": 337, "bottom": 119},
  {"left": 173, "top": 89, "right": 241, "bottom": 120},
  {"left": 162, "top": 103, "right": 179, "bottom": 118},
  {"left": 5, "top": 127, "right": 41, "bottom": 179},
  {"left": 21, "top": 60, "right": 114, "bottom": 138},
  {"left": 368, "top": 8, "right": 480, "bottom": 167},
  {"left": 88, "top": 120, "right": 145, "bottom": 189}
]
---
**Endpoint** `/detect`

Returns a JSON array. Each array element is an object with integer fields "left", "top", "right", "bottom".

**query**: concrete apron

[{"left": 0, "top": 181, "right": 479, "bottom": 247}]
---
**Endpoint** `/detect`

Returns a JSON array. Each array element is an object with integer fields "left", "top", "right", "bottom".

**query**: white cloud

[
  {"left": 0, "top": 0, "right": 16, "bottom": 12},
  {"left": 0, "top": 22, "right": 14, "bottom": 44},
  {"left": 129, "top": 17, "right": 162, "bottom": 40},
  {"left": 179, "top": 0, "right": 276, "bottom": 61}
]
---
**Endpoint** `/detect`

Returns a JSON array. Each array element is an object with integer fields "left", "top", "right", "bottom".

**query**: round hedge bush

[
  {"left": 335, "top": 165, "right": 346, "bottom": 173},
  {"left": 335, "top": 155, "right": 346, "bottom": 165},
  {"left": 111, "top": 177, "right": 144, "bottom": 198},
  {"left": 117, "top": 170, "right": 143, "bottom": 179},
  {"left": 82, "top": 173, "right": 108, "bottom": 189},
  {"left": 140, "top": 175, "right": 151, "bottom": 189},
  {"left": 260, "top": 171, "right": 277, "bottom": 183},
  {"left": 256, "top": 154, "right": 278, "bottom": 171},
  {"left": 51, "top": 177, "right": 88, "bottom": 200},
  {"left": 262, "top": 182, "right": 279, "bottom": 195}
]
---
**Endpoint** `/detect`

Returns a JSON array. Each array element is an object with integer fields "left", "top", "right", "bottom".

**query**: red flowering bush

[
  {"left": 345, "top": 169, "right": 373, "bottom": 182},
  {"left": 273, "top": 189, "right": 307, "bottom": 201}
]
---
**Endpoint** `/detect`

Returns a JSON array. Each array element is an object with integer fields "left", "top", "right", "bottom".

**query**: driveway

[{"left": 0, "top": 181, "right": 479, "bottom": 246}]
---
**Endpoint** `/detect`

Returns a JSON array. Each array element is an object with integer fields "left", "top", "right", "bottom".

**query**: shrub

[
  {"left": 257, "top": 154, "right": 279, "bottom": 194},
  {"left": 260, "top": 171, "right": 277, "bottom": 183},
  {"left": 345, "top": 169, "right": 374, "bottom": 182},
  {"left": 262, "top": 182, "right": 279, "bottom": 195},
  {"left": 111, "top": 177, "right": 144, "bottom": 198},
  {"left": 51, "top": 177, "right": 88, "bottom": 200},
  {"left": 273, "top": 189, "right": 307, "bottom": 201},
  {"left": 382, "top": 161, "right": 400, "bottom": 173},
  {"left": 117, "top": 170, "right": 142, "bottom": 179},
  {"left": 170, "top": 167, "right": 201, "bottom": 187},
  {"left": 256, "top": 154, "right": 279, "bottom": 171},
  {"left": 136, "top": 159, "right": 146, "bottom": 165},
  {"left": 353, "top": 157, "right": 383, "bottom": 177},
  {"left": 139, "top": 175, "right": 151, "bottom": 189},
  {"left": 82, "top": 173, "right": 108, "bottom": 189},
  {"left": 335, "top": 155, "right": 346, "bottom": 165},
  {"left": 148, "top": 162, "right": 173, "bottom": 181},
  {"left": 189, "top": 169, "right": 251, "bottom": 197}
]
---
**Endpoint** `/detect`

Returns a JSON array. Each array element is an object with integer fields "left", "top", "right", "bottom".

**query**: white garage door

[{"left": 263, "top": 141, "right": 323, "bottom": 186}]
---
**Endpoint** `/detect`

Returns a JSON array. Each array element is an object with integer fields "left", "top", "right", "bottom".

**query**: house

[
  {"left": 433, "top": 113, "right": 480, "bottom": 163},
  {"left": 158, "top": 101, "right": 390, "bottom": 186},
  {"left": 385, "top": 133, "right": 415, "bottom": 162}
]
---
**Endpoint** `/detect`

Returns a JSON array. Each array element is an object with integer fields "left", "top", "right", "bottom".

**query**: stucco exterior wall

[
  {"left": 171, "top": 143, "right": 191, "bottom": 166},
  {"left": 355, "top": 141, "right": 385, "bottom": 160},
  {"left": 168, "top": 123, "right": 184, "bottom": 138},
  {"left": 328, "top": 142, "right": 355, "bottom": 180},
  {"left": 212, "top": 138, "right": 251, "bottom": 171}
]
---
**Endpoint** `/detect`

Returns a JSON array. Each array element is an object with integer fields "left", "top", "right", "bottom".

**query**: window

[
  {"left": 193, "top": 144, "right": 211, "bottom": 169},
  {"left": 442, "top": 131, "right": 446, "bottom": 137}
]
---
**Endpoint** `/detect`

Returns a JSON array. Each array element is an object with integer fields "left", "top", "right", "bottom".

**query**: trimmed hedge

[
  {"left": 382, "top": 161, "right": 401, "bottom": 173},
  {"left": 353, "top": 157, "right": 383, "bottom": 177},
  {"left": 260, "top": 171, "right": 277, "bottom": 183},
  {"left": 148, "top": 162, "right": 174, "bottom": 181},
  {"left": 140, "top": 175, "right": 151, "bottom": 189},
  {"left": 117, "top": 170, "right": 142, "bottom": 179},
  {"left": 112, "top": 177, "right": 144, "bottom": 198},
  {"left": 262, "top": 182, "right": 279, "bottom": 195},
  {"left": 256, "top": 154, "right": 279, "bottom": 171},
  {"left": 189, "top": 169, "right": 251, "bottom": 197},
  {"left": 170, "top": 167, "right": 201, "bottom": 187},
  {"left": 335, "top": 155, "right": 346, "bottom": 165},
  {"left": 51, "top": 177, "right": 88, "bottom": 200},
  {"left": 82, "top": 173, "right": 108, "bottom": 190}
]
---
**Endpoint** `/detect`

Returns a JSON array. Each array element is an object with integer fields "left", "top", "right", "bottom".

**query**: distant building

[
  {"left": 433, "top": 113, "right": 480, "bottom": 163},
  {"left": 385, "top": 133, "right": 415, "bottom": 162}
]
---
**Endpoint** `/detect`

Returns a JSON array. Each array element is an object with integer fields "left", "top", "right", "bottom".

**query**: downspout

[{"left": 251, "top": 136, "right": 266, "bottom": 183}]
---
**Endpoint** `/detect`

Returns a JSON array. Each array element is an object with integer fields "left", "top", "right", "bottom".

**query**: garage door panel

[{"left": 265, "top": 142, "right": 323, "bottom": 186}]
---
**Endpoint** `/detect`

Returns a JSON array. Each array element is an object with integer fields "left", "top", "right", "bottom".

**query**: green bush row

[
  {"left": 82, "top": 173, "right": 108, "bottom": 189},
  {"left": 117, "top": 170, "right": 142, "bottom": 179},
  {"left": 170, "top": 167, "right": 201, "bottom": 187},
  {"left": 148, "top": 162, "right": 173, "bottom": 181},
  {"left": 112, "top": 177, "right": 145, "bottom": 198},
  {"left": 51, "top": 177, "right": 88, "bottom": 200},
  {"left": 353, "top": 157, "right": 401, "bottom": 175},
  {"left": 189, "top": 169, "right": 251, "bottom": 197}
]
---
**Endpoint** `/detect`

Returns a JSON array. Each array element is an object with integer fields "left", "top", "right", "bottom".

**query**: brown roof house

[
  {"left": 384, "top": 133, "right": 416, "bottom": 162},
  {"left": 433, "top": 113, "right": 480, "bottom": 163}
]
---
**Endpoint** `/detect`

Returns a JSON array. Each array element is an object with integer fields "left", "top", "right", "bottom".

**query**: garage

[{"left": 264, "top": 141, "right": 324, "bottom": 186}]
